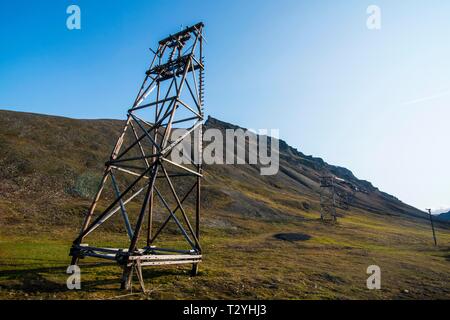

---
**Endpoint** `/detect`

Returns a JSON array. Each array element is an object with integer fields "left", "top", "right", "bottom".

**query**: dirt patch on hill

[{"left": 274, "top": 233, "right": 311, "bottom": 242}]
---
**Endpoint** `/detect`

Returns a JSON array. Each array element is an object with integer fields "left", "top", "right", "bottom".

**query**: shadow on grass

[{"left": 0, "top": 262, "right": 188, "bottom": 294}]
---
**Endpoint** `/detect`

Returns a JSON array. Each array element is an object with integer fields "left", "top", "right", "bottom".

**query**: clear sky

[{"left": 1, "top": 0, "right": 449, "bottom": 212}]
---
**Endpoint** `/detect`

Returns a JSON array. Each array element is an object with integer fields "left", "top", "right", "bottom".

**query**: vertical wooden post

[
  {"left": 191, "top": 36, "right": 204, "bottom": 277},
  {"left": 196, "top": 170, "right": 201, "bottom": 241},
  {"left": 147, "top": 89, "right": 159, "bottom": 247},
  {"left": 146, "top": 192, "right": 154, "bottom": 247},
  {"left": 121, "top": 165, "right": 159, "bottom": 290},
  {"left": 427, "top": 209, "right": 438, "bottom": 246}
]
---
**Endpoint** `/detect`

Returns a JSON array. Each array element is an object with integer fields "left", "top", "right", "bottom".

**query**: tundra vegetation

[{"left": 0, "top": 110, "right": 449, "bottom": 299}]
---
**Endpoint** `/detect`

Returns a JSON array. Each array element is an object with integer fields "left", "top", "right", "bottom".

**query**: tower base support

[{"left": 70, "top": 244, "right": 202, "bottom": 291}]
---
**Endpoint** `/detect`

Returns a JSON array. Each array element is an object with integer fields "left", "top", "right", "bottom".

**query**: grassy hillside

[{"left": 0, "top": 110, "right": 449, "bottom": 300}]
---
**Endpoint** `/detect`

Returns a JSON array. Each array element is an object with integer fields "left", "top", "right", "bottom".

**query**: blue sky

[{"left": 1, "top": 0, "right": 449, "bottom": 211}]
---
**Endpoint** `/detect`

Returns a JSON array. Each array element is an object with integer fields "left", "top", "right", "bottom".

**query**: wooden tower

[
  {"left": 69, "top": 23, "right": 205, "bottom": 291},
  {"left": 320, "top": 176, "right": 337, "bottom": 222}
]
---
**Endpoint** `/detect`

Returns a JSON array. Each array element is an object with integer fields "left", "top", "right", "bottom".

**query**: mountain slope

[
  {"left": 0, "top": 109, "right": 429, "bottom": 225},
  {"left": 438, "top": 211, "right": 450, "bottom": 221},
  {"left": 204, "top": 116, "right": 428, "bottom": 221}
]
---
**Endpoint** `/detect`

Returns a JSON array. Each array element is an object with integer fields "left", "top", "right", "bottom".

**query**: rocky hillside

[
  {"left": 204, "top": 116, "right": 428, "bottom": 221},
  {"left": 0, "top": 109, "right": 433, "bottom": 228}
]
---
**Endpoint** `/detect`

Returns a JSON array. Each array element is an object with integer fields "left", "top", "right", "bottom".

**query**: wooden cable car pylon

[
  {"left": 69, "top": 22, "right": 206, "bottom": 291},
  {"left": 320, "top": 176, "right": 337, "bottom": 222}
]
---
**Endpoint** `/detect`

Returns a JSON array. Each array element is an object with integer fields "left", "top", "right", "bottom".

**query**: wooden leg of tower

[
  {"left": 70, "top": 170, "right": 110, "bottom": 266},
  {"left": 70, "top": 256, "right": 79, "bottom": 266},
  {"left": 135, "top": 260, "right": 147, "bottom": 293},
  {"left": 191, "top": 263, "right": 199, "bottom": 276},
  {"left": 191, "top": 163, "right": 201, "bottom": 277},
  {"left": 147, "top": 191, "right": 154, "bottom": 247},
  {"left": 120, "top": 264, "right": 133, "bottom": 291}
]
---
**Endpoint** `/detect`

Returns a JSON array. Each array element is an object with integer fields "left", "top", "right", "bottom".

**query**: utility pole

[{"left": 426, "top": 208, "right": 437, "bottom": 246}]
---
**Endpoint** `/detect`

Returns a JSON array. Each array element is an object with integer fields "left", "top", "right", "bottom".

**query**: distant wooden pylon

[
  {"left": 426, "top": 208, "right": 438, "bottom": 246},
  {"left": 320, "top": 176, "right": 337, "bottom": 222}
]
